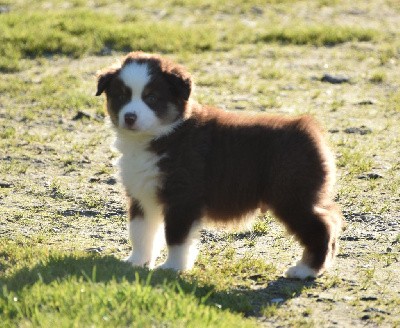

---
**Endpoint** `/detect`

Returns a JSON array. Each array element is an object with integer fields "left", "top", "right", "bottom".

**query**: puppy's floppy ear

[
  {"left": 166, "top": 70, "right": 192, "bottom": 101},
  {"left": 95, "top": 69, "right": 118, "bottom": 96}
]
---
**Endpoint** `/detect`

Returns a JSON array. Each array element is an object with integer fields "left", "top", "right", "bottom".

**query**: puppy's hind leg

[
  {"left": 274, "top": 202, "right": 342, "bottom": 279},
  {"left": 156, "top": 206, "right": 202, "bottom": 271}
]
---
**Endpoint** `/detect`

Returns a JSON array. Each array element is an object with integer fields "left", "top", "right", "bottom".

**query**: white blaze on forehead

[
  {"left": 118, "top": 62, "right": 160, "bottom": 132},
  {"left": 119, "top": 62, "right": 151, "bottom": 95}
]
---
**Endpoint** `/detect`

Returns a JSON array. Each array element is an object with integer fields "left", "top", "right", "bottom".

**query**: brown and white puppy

[{"left": 96, "top": 52, "right": 343, "bottom": 279}]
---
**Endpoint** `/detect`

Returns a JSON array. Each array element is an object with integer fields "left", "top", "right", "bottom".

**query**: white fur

[
  {"left": 125, "top": 217, "right": 164, "bottom": 269},
  {"left": 285, "top": 261, "right": 318, "bottom": 279},
  {"left": 114, "top": 130, "right": 164, "bottom": 265},
  {"left": 114, "top": 132, "right": 161, "bottom": 209},
  {"left": 119, "top": 62, "right": 150, "bottom": 90},
  {"left": 156, "top": 223, "right": 201, "bottom": 271}
]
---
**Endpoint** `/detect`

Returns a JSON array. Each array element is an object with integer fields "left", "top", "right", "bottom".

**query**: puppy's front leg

[
  {"left": 156, "top": 206, "right": 202, "bottom": 271},
  {"left": 124, "top": 198, "right": 164, "bottom": 269}
]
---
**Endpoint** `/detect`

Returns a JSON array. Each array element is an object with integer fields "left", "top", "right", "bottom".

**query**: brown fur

[{"left": 151, "top": 105, "right": 342, "bottom": 270}]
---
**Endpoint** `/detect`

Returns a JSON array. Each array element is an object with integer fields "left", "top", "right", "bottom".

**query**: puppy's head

[{"left": 96, "top": 52, "right": 192, "bottom": 134}]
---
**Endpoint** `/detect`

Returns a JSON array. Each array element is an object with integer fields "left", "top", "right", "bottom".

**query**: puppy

[{"left": 96, "top": 52, "right": 343, "bottom": 279}]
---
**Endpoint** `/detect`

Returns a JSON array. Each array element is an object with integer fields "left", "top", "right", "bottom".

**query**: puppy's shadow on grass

[{"left": 1, "top": 253, "right": 315, "bottom": 316}]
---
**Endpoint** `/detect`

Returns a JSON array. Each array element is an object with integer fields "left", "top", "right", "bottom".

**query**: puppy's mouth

[{"left": 122, "top": 124, "right": 138, "bottom": 131}]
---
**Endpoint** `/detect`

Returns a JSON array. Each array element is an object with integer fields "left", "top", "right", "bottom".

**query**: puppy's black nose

[{"left": 124, "top": 113, "right": 137, "bottom": 127}]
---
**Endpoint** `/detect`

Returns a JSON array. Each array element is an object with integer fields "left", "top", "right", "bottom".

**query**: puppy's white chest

[{"left": 114, "top": 133, "right": 161, "bottom": 206}]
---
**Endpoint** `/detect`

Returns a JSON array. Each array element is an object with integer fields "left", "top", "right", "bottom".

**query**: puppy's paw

[
  {"left": 285, "top": 262, "right": 318, "bottom": 280},
  {"left": 124, "top": 252, "right": 153, "bottom": 268},
  {"left": 155, "top": 258, "right": 194, "bottom": 272},
  {"left": 155, "top": 260, "right": 183, "bottom": 271}
]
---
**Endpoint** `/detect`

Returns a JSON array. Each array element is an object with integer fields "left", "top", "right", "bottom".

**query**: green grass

[
  {"left": 189, "top": 247, "right": 277, "bottom": 291},
  {"left": 0, "top": 241, "right": 256, "bottom": 328},
  {"left": 0, "top": 10, "right": 216, "bottom": 72},
  {"left": 0, "top": 1, "right": 384, "bottom": 72},
  {"left": 257, "top": 25, "right": 378, "bottom": 46},
  {"left": 369, "top": 71, "right": 386, "bottom": 83},
  {"left": 337, "top": 146, "right": 373, "bottom": 175}
]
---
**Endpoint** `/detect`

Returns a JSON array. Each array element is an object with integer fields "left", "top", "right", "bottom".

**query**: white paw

[
  {"left": 154, "top": 243, "right": 197, "bottom": 271},
  {"left": 124, "top": 252, "right": 154, "bottom": 269},
  {"left": 155, "top": 259, "right": 187, "bottom": 271},
  {"left": 155, "top": 262, "right": 178, "bottom": 271},
  {"left": 285, "top": 262, "right": 318, "bottom": 279}
]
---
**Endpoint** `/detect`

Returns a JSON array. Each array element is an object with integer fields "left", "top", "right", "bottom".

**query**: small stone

[
  {"left": 249, "top": 274, "right": 263, "bottom": 281},
  {"left": 343, "top": 126, "right": 372, "bottom": 135},
  {"left": 361, "top": 296, "right": 378, "bottom": 301},
  {"left": 340, "top": 236, "right": 360, "bottom": 241},
  {"left": 364, "top": 234, "right": 376, "bottom": 241},
  {"left": 0, "top": 181, "right": 13, "bottom": 188},
  {"left": 342, "top": 296, "right": 354, "bottom": 301},
  {"left": 105, "top": 178, "right": 117, "bottom": 185},
  {"left": 356, "top": 100, "right": 375, "bottom": 105},
  {"left": 81, "top": 157, "right": 91, "bottom": 164},
  {"left": 364, "top": 307, "right": 390, "bottom": 315},
  {"left": 357, "top": 173, "right": 383, "bottom": 180},
  {"left": 0, "top": 5, "right": 10, "bottom": 13},
  {"left": 72, "top": 111, "right": 89, "bottom": 120},
  {"left": 270, "top": 298, "right": 284, "bottom": 304},
  {"left": 90, "top": 234, "right": 103, "bottom": 240},
  {"left": 85, "top": 246, "right": 104, "bottom": 254},
  {"left": 72, "top": 111, "right": 92, "bottom": 121},
  {"left": 80, "top": 210, "right": 100, "bottom": 217},
  {"left": 316, "top": 293, "right": 335, "bottom": 303},
  {"left": 321, "top": 74, "right": 350, "bottom": 84}
]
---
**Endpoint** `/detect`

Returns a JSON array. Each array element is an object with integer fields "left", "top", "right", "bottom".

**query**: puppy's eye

[
  {"left": 146, "top": 93, "right": 158, "bottom": 103},
  {"left": 119, "top": 89, "right": 129, "bottom": 101}
]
